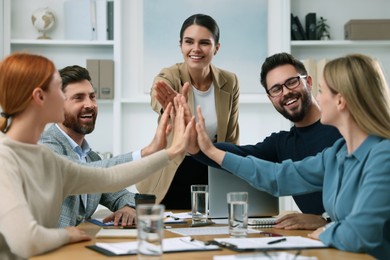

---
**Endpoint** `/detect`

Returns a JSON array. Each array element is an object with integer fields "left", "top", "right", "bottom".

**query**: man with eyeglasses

[{"left": 191, "top": 52, "right": 341, "bottom": 230}]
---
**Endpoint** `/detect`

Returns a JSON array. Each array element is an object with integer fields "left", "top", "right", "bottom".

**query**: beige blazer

[{"left": 137, "top": 62, "right": 240, "bottom": 203}]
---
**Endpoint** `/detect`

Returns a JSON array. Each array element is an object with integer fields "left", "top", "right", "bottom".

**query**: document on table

[
  {"left": 86, "top": 236, "right": 220, "bottom": 256},
  {"left": 168, "top": 226, "right": 261, "bottom": 236},
  {"left": 213, "top": 236, "right": 327, "bottom": 251},
  {"left": 168, "top": 211, "right": 192, "bottom": 219},
  {"left": 88, "top": 211, "right": 186, "bottom": 226},
  {"left": 95, "top": 228, "right": 137, "bottom": 238},
  {"left": 214, "top": 252, "right": 318, "bottom": 260}
]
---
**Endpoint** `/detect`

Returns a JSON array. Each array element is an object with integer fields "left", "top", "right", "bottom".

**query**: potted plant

[{"left": 317, "top": 17, "right": 330, "bottom": 40}]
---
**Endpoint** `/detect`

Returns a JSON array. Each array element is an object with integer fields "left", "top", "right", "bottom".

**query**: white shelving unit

[
  {"left": 287, "top": 0, "right": 390, "bottom": 78},
  {"left": 2, "top": 0, "right": 124, "bottom": 154},
  {"left": 291, "top": 40, "right": 390, "bottom": 47},
  {"left": 11, "top": 39, "right": 114, "bottom": 46}
]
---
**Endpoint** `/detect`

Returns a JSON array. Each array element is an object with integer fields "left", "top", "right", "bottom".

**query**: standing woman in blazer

[{"left": 137, "top": 14, "right": 240, "bottom": 208}]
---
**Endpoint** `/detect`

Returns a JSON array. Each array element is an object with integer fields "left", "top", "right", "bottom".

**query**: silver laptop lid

[{"left": 208, "top": 167, "right": 279, "bottom": 218}]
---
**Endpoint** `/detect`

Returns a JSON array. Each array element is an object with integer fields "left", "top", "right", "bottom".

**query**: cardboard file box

[
  {"left": 86, "top": 59, "right": 115, "bottom": 99},
  {"left": 345, "top": 19, "right": 390, "bottom": 40}
]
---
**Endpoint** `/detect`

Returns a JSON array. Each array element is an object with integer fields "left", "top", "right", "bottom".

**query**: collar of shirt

[{"left": 54, "top": 124, "right": 92, "bottom": 162}]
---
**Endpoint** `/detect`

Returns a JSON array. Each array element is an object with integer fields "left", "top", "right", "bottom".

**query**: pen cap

[{"left": 135, "top": 193, "right": 156, "bottom": 206}]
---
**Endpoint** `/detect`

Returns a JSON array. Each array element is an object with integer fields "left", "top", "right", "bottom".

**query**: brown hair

[
  {"left": 179, "top": 14, "right": 220, "bottom": 45},
  {"left": 0, "top": 52, "right": 55, "bottom": 132},
  {"left": 260, "top": 52, "right": 307, "bottom": 91}
]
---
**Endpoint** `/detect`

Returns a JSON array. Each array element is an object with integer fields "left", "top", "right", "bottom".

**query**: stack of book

[{"left": 291, "top": 12, "right": 317, "bottom": 40}]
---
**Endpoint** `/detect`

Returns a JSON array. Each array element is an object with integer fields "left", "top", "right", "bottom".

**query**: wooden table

[{"left": 30, "top": 220, "right": 374, "bottom": 260}]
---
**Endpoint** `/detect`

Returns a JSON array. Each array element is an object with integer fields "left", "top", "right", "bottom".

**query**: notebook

[{"left": 208, "top": 167, "right": 279, "bottom": 219}]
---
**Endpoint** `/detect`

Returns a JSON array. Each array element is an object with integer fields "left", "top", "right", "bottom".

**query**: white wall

[
  {"left": 0, "top": 0, "right": 3, "bottom": 57},
  {"left": 87, "top": 0, "right": 291, "bottom": 152}
]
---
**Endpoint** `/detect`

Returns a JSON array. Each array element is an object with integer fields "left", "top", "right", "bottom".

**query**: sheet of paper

[
  {"left": 168, "top": 226, "right": 261, "bottom": 236},
  {"left": 95, "top": 228, "right": 137, "bottom": 238},
  {"left": 214, "top": 236, "right": 326, "bottom": 250},
  {"left": 163, "top": 212, "right": 187, "bottom": 224},
  {"left": 214, "top": 252, "right": 318, "bottom": 260},
  {"left": 89, "top": 211, "right": 186, "bottom": 226},
  {"left": 168, "top": 212, "right": 192, "bottom": 219},
  {"left": 95, "top": 236, "right": 219, "bottom": 255}
]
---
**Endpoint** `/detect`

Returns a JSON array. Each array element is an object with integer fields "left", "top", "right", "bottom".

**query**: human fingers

[
  {"left": 154, "top": 81, "right": 175, "bottom": 109},
  {"left": 155, "top": 81, "right": 177, "bottom": 101},
  {"left": 195, "top": 106, "right": 212, "bottom": 151},
  {"left": 174, "top": 94, "right": 192, "bottom": 124},
  {"left": 181, "top": 82, "right": 190, "bottom": 100},
  {"left": 273, "top": 214, "right": 325, "bottom": 230},
  {"left": 121, "top": 207, "right": 137, "bottom": 226},
  {"left": 102, "top": 213, "right": 114, "bottom": 224},
  {"left": 307, "top": 227, "right": 323, "bottom": 240},
  {"left": 65, "top": 227, "right": 91, "bottom": 243}
]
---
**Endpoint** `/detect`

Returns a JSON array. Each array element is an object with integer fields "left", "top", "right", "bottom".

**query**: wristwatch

[{"left": 321, "top": 212, "right": 332, "bottom": 223}]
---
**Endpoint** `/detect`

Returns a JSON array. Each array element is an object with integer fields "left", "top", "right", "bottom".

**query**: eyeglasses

[{"left": 266, "top": 75, "right": 307, "bottom": 98}]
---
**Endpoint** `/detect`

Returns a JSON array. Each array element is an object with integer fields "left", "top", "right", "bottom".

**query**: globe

[{"left": 31, "top": 7, "right": 56, "bottom": 39}]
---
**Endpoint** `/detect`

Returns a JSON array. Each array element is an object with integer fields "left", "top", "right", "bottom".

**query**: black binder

[
  {"left": 306, "top": 12, "right": 317, "bottom": 40},
  {"left": 291, "top": 14, "right": 306, "bottom": 40}
]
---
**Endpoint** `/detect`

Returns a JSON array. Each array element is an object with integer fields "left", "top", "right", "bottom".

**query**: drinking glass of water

[
  {"left": 136, "top": 204, "right": 165, "bottom": 260},
  {"left": 191, "top": 184, "right": 209, "bottom": 224},
  {"left": 227, "top": 191, "right": 248, "bottom": 237}
]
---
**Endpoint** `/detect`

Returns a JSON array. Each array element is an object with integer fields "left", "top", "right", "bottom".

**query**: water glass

[
  {"left": 227, "top": 192, "right": 248, "bottom": 237},
  {"left": 136, "top": 204, "right": 165, "bottom": 260},
  {"left": 191, "top": 184, "right": 209, "bottom": 224}
]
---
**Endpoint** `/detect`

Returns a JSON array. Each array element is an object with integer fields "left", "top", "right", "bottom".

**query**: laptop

[{"left": 208, "top": 167, "right": 279, "bottom": 219}]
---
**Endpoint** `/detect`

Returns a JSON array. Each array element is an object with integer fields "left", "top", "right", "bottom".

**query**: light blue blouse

[{"left": 222, "top": 135, "right": 390, "bottom": 259}]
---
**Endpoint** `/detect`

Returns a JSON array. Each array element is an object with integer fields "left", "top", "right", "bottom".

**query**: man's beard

[
  {"left": 276, "top": 89, "right": 311, "bottom": 123},
  {"left": 62, "top": 111, "right": 96, "bottom": 135}
]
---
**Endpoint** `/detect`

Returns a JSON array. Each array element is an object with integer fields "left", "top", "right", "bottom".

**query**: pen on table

[
  {"left": 267, "top": 237, "right": 287, "bottom": 245},
  {"left": 260, "top": 231, "right": 282, "bottom": 237},
  {"left": 165, "top": 215, "right": 180, "bottom": 220},
  {"left": 102, "top": 225, "right": 136, "bottom": 229}
]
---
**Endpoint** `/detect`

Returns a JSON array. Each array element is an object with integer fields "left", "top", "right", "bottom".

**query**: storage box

[{"left": 345, "top": 19, "right": 390, "bottom": 40}]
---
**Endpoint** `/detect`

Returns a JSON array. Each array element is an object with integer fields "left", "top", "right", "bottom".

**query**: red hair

[{"left": 0, "top": 52, "right": 55, "bottom": 132}]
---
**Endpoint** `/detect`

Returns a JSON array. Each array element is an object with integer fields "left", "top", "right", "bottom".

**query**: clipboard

[
  {"left": 86, "top": 236, "right": 221, "bottom": 256},
  {"left": 212, "top": 236, "right": 328, "bottom": 252}
]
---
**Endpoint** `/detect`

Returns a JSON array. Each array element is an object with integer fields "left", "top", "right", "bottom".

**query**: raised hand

[
  {"left": 166, "top": 102, "right": 194, "bottom": 160},
  {"left": 153, "top": 81, "right": 190, "bottom": 111},
  {"left": 195, "top": 106, "right": 225, "bottom": 165},
  {"left": 173, "top": 94, "right": 199, "bottom": 154},
  {"left": 141, "top": 103, "right": 173, "bottom": 157}
]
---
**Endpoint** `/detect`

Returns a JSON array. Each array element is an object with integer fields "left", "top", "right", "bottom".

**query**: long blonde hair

[
  {"left": 323, "top": 54, "right": 390, "bottom": 139},
  {"left": 0, "top": 53, "right": 55, "bottom": 132}
]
